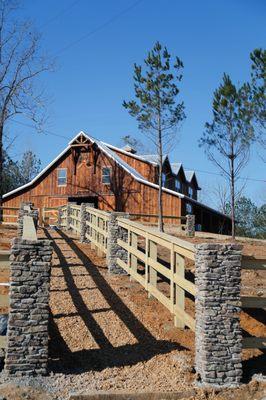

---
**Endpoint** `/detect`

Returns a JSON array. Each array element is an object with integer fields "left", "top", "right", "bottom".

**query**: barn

[{"left": 2, "top": 131, "right": 231, "bottom": 233}]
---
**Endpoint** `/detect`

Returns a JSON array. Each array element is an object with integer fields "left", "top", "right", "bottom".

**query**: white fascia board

[{"left": 102, "top": 142, "right": 159, "bottom": 165}]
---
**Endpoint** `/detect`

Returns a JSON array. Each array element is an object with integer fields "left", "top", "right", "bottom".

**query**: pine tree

[
  {"left": 123, "top": 42, "right": 185, "bottom": 231},
  {"left": 199, "top": 74, "right": 254, "bottom": 238}
]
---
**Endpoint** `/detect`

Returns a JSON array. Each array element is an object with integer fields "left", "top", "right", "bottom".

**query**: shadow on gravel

[{"left": 46, "top": 229, "right": 184, "bottom": 374}]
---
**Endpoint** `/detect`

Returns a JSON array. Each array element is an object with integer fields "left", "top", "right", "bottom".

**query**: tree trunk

[
  {"left": 158, "top": 128, "right": 164, "bottom": 232},
  {"left": 230, "top": 157, "right": 235, "bottom": 240}
]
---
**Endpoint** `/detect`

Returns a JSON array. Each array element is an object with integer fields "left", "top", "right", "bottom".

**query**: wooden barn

[{"left": 2, "top": 131, "right": 231, "bottom": 233}]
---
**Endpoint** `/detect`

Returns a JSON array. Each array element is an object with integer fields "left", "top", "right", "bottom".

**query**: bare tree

[{"left": 0, "top": 0, "right": 53, "bottom": 203}]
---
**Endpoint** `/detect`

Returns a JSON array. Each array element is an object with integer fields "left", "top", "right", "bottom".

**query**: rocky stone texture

[
  {"left": 185, "top": 215, "right": 195, "bottom": 237},
  {"left": 5, "top": 237, "right": 53, "bottom": 376},
  {"left": 80, "top": 203, "right": 95, "bottom": 243},
  {"left": 107, "top": 212, "right": 129, "bottom": 274},
  {"left": 66, "top": 204, "right": 72, "bottom": 231},
  {"left": 57, "top": 207, "right": 63, "bottom": 229},
  {"left": 17, "top": 203, "right": 39, "bottom": 237},
  {"left": 195, "top": 243, "right": 243, "bottom": 387}
]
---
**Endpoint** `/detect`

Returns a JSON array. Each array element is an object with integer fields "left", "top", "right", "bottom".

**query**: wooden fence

[
  {"left": 116, "top": 218, "right": 195, "bottom": 330},
  {"left": 241, "top": 255, "right": 266, "bottom": 349},
  {"left": 59, "top": 203, "right": 266, "bottom": 348},
  {"left": 41, "top": 207, "right": 59, "bottom": 226},
  {"left": 85, "top": 207, "right": 109, "bottom": 254},
  {"left": 0, "top": 206, "right": 19, "bottom": 226}
]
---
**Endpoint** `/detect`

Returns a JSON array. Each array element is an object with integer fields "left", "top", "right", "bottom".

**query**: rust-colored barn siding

[{"left": 2, "top": 132, "right": 230, "bottom": 233}]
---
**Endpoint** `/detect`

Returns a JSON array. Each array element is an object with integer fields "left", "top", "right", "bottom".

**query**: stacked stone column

[
  {"left": 5, "top": 237, "right": 53, "bottom": 376},
  {"left": 195, "top": 243, "right": 242, "bottom": 387},
  {"left": 107, "top": 212, "right": 129, "bottom": 274},
  {"left": 185, "top": 214, "right": 195, "bottom": 237},
  {"left": 80, "top": 203, "right": 95, "bottom": 243}
]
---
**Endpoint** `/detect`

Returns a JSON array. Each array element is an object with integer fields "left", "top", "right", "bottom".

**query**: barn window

[
  {"left": 162, "top": 173, "right": 167, "bottom": 187},
  {"left": 186, "top": 202, "right": 193, "bottom": 214},
  {"left": 175, "top": 178, "right": 181, "bottom": 191},
  {"left": 188, "top": 186, "right": 193, "bottom": 198},
  {"left": 57, "top": 168, "right": 67, "bottom": 186},
  {"left": 102, "top": 167, "right": 111, "bottom": 184}
]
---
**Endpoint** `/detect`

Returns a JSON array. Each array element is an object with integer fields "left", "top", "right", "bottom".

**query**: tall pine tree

[{"left": 123, "top": 42, "right": 185, "bottom": 231}]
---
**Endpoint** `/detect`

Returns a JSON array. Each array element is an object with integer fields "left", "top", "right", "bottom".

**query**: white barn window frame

[{"left": 57, "top": 168, "right": 67, "bottom": 186}]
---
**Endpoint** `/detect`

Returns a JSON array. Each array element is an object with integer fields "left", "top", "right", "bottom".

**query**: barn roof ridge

[{"left": 2, "top": 130, "right": 227, "bottom": 219}]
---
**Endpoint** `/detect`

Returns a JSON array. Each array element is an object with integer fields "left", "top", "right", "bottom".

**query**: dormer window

[
  {"left": 57, "top": 168, "right": 67, "bottom": 186},
  {"left": 186, "top": 202, "right": 193, "bottom": 214},
  {"left": 162, "top": 173, "right": 167, "bottom": 187},
  {"left": 175, "top": 178, "right": 181, "bottom": 192},
  {"left": 188, "top": 186, "right": 193, "bottom": 198}
]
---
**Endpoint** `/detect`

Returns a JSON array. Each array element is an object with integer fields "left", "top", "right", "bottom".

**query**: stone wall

[
  {"left": 106, "top": 212, "right": 129, "bottom": 274},
  {"left": 195, "top": 243, "right": 242, "bottom": 387},
  {"left": 5, "top": 237, "right": 52, "bottom": 376},
  {"left": 185, "top": 214, "right": 195, "bottom": 237},
  {"left": 80, "top": 203, "right": 95, "bottom": 243}
]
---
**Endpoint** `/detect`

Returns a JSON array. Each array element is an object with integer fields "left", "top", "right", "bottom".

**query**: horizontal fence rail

[
  {"left": 0, "top": 206, "right": 19, "bottom": 226},
  {"left": 85, "top": 207, "right": 110, "bottom": 254},
  {"left": 69, "top": 205, "right": 81, "bottom": 235},
  {"left": 116, "top": 218, "right": 196, "bottom": 330}
]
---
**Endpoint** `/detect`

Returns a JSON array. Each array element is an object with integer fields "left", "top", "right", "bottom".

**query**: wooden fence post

[
  {"left": 174, "top": 253, "right": 185, "bottom": 328},
  {"left": 148, "top": 240, "right": 157, "bottom": 299}
]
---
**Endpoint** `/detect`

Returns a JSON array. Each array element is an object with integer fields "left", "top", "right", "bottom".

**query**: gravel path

[{"left": 0, "top": 227, "right": 265, "bottom": 399}]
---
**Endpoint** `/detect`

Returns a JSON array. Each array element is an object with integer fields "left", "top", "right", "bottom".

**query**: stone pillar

[
  {"left": 80, "top": 203, "right": 95, "bottom": 243},
  {"left": 5, "top": 237, "right": 53, "bottom": 376},
  {"left": 18, "top": 203, "right": 39, "bottom": 237},
  {"left": 195, "top": 243, "right": 242, "bottom": 387},
  {"left": 57, "top": 206, "right": 63, "bottom": 229},
  {"left": 66, "top": 203, "right": 71, "bottom": 231},
  {"left": 107, "top": 212, "right": 129, "bottom": 274},
  {"left": 185, "top": 214, "right": 195, "bottom": 237}
]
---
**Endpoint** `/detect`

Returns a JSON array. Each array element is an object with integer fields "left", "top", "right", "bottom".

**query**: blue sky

[{"left": 7, "top": 0, "right": 266, "bottom": 207}]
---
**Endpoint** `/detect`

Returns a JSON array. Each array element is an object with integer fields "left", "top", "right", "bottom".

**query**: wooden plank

[
  {"left": 117, "top": 239, "right": 146, "bottom": 263},
  {"left": 148, "top": 240, "right": 157, "bottom": 299},
  {"left": 173, "top": 304, "right": 195, "bottom": 331},
  {"left": 174, "top": 253, "right": 185, "bottom": 328},
  {"left": 147, "top": 283, "right": 172, "bottom": 311},
  {"left": 242, "top": 337, "right": 266, "bottom": 349},
  {"left": 241, "top": 296, "right": 266, "bottom": 308},
  {"left": 173, "top": 274, "right": 196, "bottom": 296},
  {"left": 130, "top": 232, "right": 138, "bottom": 275},
  {"left": 148, "top": 257, "right": 171, "bottom": 279},
  {"left": 242, "top": 257, "right": 265, "bottom": 270},
  {"left": 117, "top": 258, "right": 145, "bottom": 286},
  {"left": 117, "top": 218, "right": 195, "bottom": 258}
]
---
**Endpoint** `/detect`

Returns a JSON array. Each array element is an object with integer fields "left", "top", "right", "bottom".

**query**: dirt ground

[{"left": 0, "top": 225, "right": 265, "bottom": 399}]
